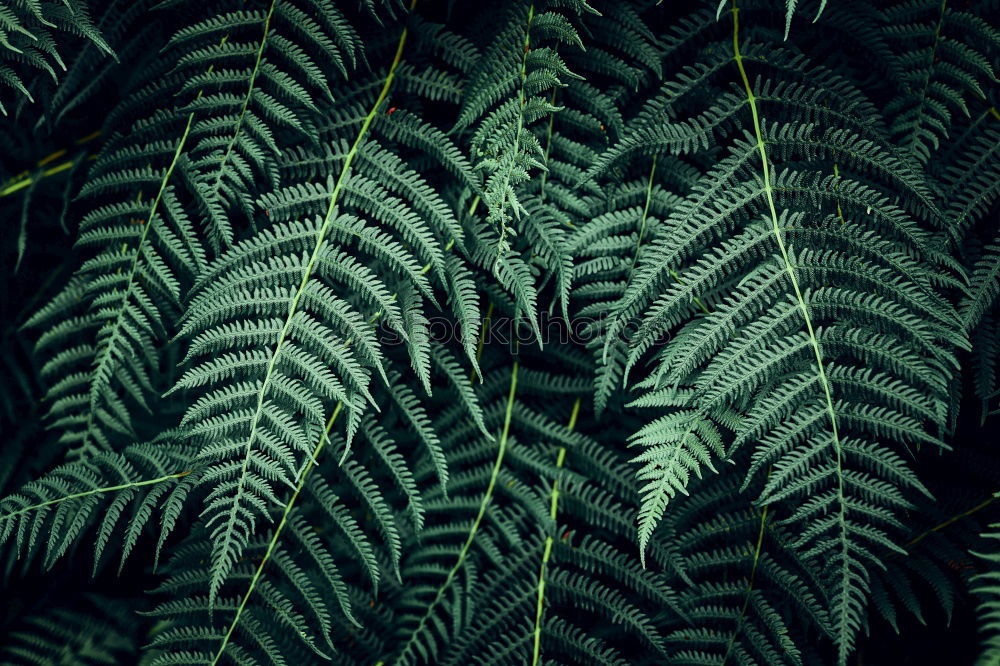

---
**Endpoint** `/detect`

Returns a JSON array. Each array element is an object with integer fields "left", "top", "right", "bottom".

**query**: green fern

[
  {"left": 0, "top": 0, "right": 111, "bottom": 115},
  {"left": 589, "top": 2, "right": 972, "bottom": 661},
  {"left": 0, "top": 0, "right": 998, "bottom": 664},
  {"left": 169, "top": 9, "right": 489, "bottom": 605},
  {"left": 973, "top": 503, "right": 1000, "bottom": 665},
  {"left": 0, "top": 439, "right": 194, "bottom": 572},
  {"left": 881, "top": 0, "right": 1000, "bottom": 165},
  {"left": 0, "top": 594, "right": 142, "bottom": 665}
]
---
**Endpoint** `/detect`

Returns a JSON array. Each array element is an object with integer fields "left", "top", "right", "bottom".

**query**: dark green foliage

[
  {"left": 0, "top": 0, "right": 110, "bottom": 115},
  {"left": 0, "top": 594, "right": 141, "bottom": 665},
  {"left": 0, "top": 0, "right": 998, "bottom": 664},
  {"left": 974, "top": 503, "right": 1000, "bottom": 665}
]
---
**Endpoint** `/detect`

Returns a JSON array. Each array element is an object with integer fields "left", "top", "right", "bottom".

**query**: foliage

[{"left": 0, "top": 0, "right": 998, "bottom": 664}]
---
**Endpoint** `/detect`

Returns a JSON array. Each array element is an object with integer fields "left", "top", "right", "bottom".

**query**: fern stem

[
  {"left": 720, "top": 503, "right": 769, "bottom": 665},
  {"left": 0, "top": 470, "right": 190, "bottom": 523},
  {"left": 539, "top": 88, "right": 558, "bottom": 202},
  {"left": 213, "top": 0, "right": 416, "bottom": 595},
  {"left": 208, "top": 0, "right": 278, "bottom": 219},
  {"left": 113, "top": 30, "right": 229, "bottom": 326},
  {"left": 492, "top": 3, "right": 536, "bottom": 264},
  {"left": 209, "top": 402, "right": 344, "bottom": 665},
  {"left": 667, "top": 268, "right": 709, "bottom": 315},
  {"left": 833, "top": 163, "right": 845, "bottom": 224},
  {"left": 731, "top": 0, "right": 849, "bottom": 653},
  {"left": 82, "top": 33, "right": 230, "bottom": 457},
  {"left": 628, "top": 155, "right": 657, "bottom": 276},
  {"left": 905, "top": 0, "right": 948, "bottom": 157},
  {"left": 906, "top": 493, "right": 998, "bottom": 548},
  {"left": 80, "top": 108, "right": 199, "bottom": 458},
  {"left": 531, "top": 396, "right": 580, "bottom": 665},
  {"left": 0, "top": 130, "right": 101, "bottom": 197},
  {"left": 208, "top": 267, "right": 393, "bottom": 660},
  {"left": 0, "top": 160, "right": 75, "bottom": 196},
  {"left": 391, "top": 362, "right": 519, "bottom": 665},
  {"left": 630, "top": 157, "right": 708, "bottom": 314},
  {"left": 470, "top": 301, "right": 495, "bottom": 382}
]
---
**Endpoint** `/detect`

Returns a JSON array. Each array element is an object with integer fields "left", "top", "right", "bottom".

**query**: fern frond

[
  {"left": 1, "top": 1, "right": 998, "bottom": 664},
  {"left": 456, "top": 0, "right": 585, "bottom": 264},
  {"left": 881, "top": 0, "right": 1000, "bottom": 165},
  {"left": 0, "top": 0, "right": 112, "bottom": 115},
  {"left": 0, "top": 440, "right": 194, "bottom": 571},
  {"left": 589, "top": 3, "right": 968, "bottom": 661},
  {"left": 171, "top": 8, "right": 491, "bottom": 604},
  {"left": 972, "top": 500, "right": 1000, "bottom": 664},
  {"left": 660, "top": 475, "right": 831, "bottom": 666},
  {"left": 0, "top": 594, "right": 142, "bottom": 665}
]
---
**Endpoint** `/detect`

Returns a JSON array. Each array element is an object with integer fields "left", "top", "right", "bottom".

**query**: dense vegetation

[{"left": 0, "top": 0, "right": 998, "bottom": 663}]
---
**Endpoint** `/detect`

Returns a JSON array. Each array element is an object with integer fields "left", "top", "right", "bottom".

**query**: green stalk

[
  {"left": 630, "top": 156, "right": 708, "bottom": 313},
  {"left": 539, "top": 88, "right": 558, "bottom": 202},
  {"left": 214, "top": 1, "right": 417, "bottom": 588},
  {"left": 906, "top": 493, "right": 998, "bottom": 548},
  {"left": 391, "top": 362, "right": 519, "bottom": 664},
  {"left": 531, "top": 397, "right": 580, "bottom": 665},
  {"left": 208, "top": 0, "right": 280, "bottom": 206},
  {"left": 731, "top": 0, "right": 848, "bottom": 653},
  {"left": 210, "top": 403, "right": 343, "bottom": 665},
  {"left": 721, "top": 503, "right": 769, "bottom": 665},
  {"left": 209, "top": 218, "right": 434, "bottom": 660},
  {"left": 491, "top": 3, "right": 536, "bottom": 264},
  {"left": 81, "top": 33, "right": 231, "bottom": 457},
  {"left": 0, "top": 470, "right": 190, "bottom": 523},
  {"left": 629, "top": 155, "right": 658, "bottom": 276}
]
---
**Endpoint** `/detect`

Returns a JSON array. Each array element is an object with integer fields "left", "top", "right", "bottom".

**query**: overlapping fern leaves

[
  {"left": 0, "top": 0, "right": 110, "bottom": 115},
  {"left": 581, "top": 5, "right": 988, "bottom": 662},
  {"left": 0, "top": 0, "right": 998, "bottom": 664},
  {"left": 168, "top": 7, "right": 490, "bottom": 607},
  {"left": 23, "top": 0, "right": 371, "bottom": 459}
]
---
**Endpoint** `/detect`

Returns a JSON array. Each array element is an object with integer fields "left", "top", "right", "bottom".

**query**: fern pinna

[{"left": 0, "top": 0, "right": 998, "bottom": 664}]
